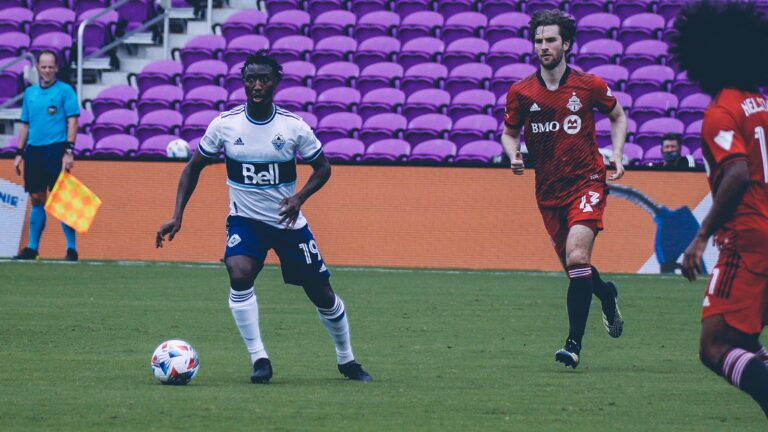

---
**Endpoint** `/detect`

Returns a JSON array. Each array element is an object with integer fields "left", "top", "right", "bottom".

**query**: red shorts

[
  {"left": 539, "top": 187, "right": 607, "bottom": 257},
  {"left": 701, "top": 245, "right": 768, "bottom": 335}
]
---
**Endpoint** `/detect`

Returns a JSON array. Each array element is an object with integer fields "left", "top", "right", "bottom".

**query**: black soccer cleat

[
  {"left": 12, "top": 247, "right": 39, "bottom": 261},
  {"left": 65, "top": 248, "right": 79, "bottom": 262},
  {"left": 338, "top": 360, "right": 373, "bottom": 382},
  {"left": 602, "top": 282, "right": 624, "bottom": 338},
  {"left": 555, "top": 338, "right": 581, "bottom": 369},
  {"left": 251, "top": 357, "right": 273, "bottom": 384}
]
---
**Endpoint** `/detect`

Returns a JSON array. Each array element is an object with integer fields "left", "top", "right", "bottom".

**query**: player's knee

[
  {"left": 566, "top": 249, "right": 590, "bottom": 267},
  {"left": 699, "top": 336, "right": 727, "bottom": 372},
  {"left": 30, "top": 193, "right": 46, "bottom": 206},
  {"left": 226, "top": 263, "right": 259, "bottom": 290}
]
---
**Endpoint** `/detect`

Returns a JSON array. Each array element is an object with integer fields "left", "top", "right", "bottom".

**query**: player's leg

[
  {"left": 224, "top": 216, "right": 271, "bottom": 383},
  {"left": 14, "top": 145, "right": 51, "bottom": 260}
]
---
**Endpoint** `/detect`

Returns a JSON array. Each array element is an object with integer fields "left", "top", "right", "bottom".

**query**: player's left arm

[
  {"left": 606, "top": 102, "right": 627, "bottom": 180},
  {"left": 279, "top": 153, "right": 331, "bottom": 227},
  {"left": 63, "top": 115, "right": 78, "bottom": 171}
]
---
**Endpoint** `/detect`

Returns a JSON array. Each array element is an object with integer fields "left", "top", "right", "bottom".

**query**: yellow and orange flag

[{"left": 44, "top": 172, "right": 102, "bottom": 234}]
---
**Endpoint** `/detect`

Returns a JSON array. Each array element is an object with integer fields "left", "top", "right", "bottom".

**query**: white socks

[
  {"left": 317, "top": 296, "right": 354, "bottom": 364},
  {"left": 229, "top": 287, "right": 268, "bottom": 363}
]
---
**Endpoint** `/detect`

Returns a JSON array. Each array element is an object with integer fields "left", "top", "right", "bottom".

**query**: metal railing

[{"left": 0, "top": 53, "right": 38, "bottom": 109}]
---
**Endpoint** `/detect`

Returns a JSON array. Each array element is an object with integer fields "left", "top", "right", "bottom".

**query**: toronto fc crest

[{"left": 567, "top": 93, "right": 582, "bottom": 112}]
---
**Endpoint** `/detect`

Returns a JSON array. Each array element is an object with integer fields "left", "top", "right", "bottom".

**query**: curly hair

[
  {"left": 670, "top": 1, "right": 768, "bottom": 95},
  {"left": 240, "top": 49, "right": 283, "bottom": 80},
  {"left": 529, "top": 9, "right": 577, "bottom": 53}
]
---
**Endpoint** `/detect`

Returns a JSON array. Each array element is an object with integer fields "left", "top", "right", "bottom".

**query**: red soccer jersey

[
  {"left": 504, "top": 67, "right": 617, "bottom": 207},
  {"left": 701, "top": 88, "right": 768, "bottom": 275}
]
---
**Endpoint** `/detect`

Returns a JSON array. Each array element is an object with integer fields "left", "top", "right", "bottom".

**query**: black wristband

[
  {"left": 15, "top": 147, "right": 23, "bottom": 156},
  {"left": 64, "top": 141, "right": 75, "bottom": 151}
]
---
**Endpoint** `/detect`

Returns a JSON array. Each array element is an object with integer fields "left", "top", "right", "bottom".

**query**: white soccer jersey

[{"left": 198, "top": 104, "right": 324, "bottom": 229}]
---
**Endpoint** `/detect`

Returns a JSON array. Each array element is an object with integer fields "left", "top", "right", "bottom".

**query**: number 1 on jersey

[
  {"left": 756, "top": 126, "right": 768, "bottom": 183},
  {"left": 299, "top": 240, "right": 321, "bottom": 264}
]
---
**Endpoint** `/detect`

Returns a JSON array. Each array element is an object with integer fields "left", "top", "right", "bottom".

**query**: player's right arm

[{"left": 501, "top": 85, "right": 525, "bottom": 175}]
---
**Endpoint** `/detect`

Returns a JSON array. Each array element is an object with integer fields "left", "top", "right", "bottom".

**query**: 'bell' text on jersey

[
  {"left": 504, "top": 67, "right": 617, "bottom": 207},
  {"left": 198, "top": 104, "right": 324, "bottom": 229}
]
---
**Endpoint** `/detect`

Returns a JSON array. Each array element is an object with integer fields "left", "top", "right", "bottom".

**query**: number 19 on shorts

[{"left": 298, "top": 240, "right": 321, "bottom": 264}]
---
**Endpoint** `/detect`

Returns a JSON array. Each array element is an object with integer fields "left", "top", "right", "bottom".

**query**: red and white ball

[{"left": 151, "top": 339, "right": 199, "bottom": 385}]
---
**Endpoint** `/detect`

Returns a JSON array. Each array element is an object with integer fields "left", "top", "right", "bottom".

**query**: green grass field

[{"left": 0, "top": 261, "right": 764, "bottom": 431}]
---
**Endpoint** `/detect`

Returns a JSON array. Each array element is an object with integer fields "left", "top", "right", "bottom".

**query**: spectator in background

[
  {"left": 655, "top": 133, "right": 698, "bottom": 169},
  {"left": 12, "top": 50, "right": 80, "bottom": 261}
]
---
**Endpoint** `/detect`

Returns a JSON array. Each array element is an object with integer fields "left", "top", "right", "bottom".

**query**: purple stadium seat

[
  {"left": 486, "top": 12, "right": 530, "bottom": 45},
  {"left": 306, "top": 0, "right": 344, "bottom": 18},
  {"left": 223, "top": 64, "right": 245, "bottom": 94},
  {"left": 404, "top": 113, "right": 452, "bottom": 145},
  {"left": 180, "top": 109, "right": 218, "bottom": 142},
  {"left": 223, "top": 35, "right": 270, "bottom": 68},
  {"left": 89, "top": 85, "right": 138, "bottom": 117},
  {"left": 314, "top": 87, "right": 361, "bottom": 118},
  {"left": 115, "top": 0, "right": 153, "bottom": 33},
  {"left": 409, "top": 139, "right": 456, "bottom": 162},
  {"left": 315, "top": 112, "right": 362, "bottom": 143},
  {"left": 74, "top": 132, "right": 94, "bottom": 156},
  {"left": 270, "top": 35, "right": 314, "bottom": 64},
  {"left": 91, "top": 109, "right": 138, "bottom": 142},
  {"left": 76, "top": 9, "right": 119, "bottom": 58},
  {"left": 443, "top": 37, "right": 488, "bottom": 70},
  {"left": 311, "top": 35, "right": 357, "bottom": 68},
  {"left": 131, "top": 60, "right": 182, "bottom": 95},
  {"left": 358, "top": 88, "right": 405, "bottom": 119},
  {"left": 91, "top": 133, "right": 140, "bottom": 157},
  {"left": 0, "top": 8, "right": 33, "bottom": 34},
  {"left": 136, "top": 109, "right": 183, "bottom": 142},
  {"left": 362, "top": 138, "right": 411, "bottom": 162},
  {"left": 29, "top": 32, "right": 71, "bottom": 67},
  {"left": 576, "top": 13, "right": 619, "bottom": 46},
  {"left": 618, "top": 13, "right": 665, "bottom": 46},
  {"left": 313, "top": 61, "right": 359, "bottom": 94},
  {"left": 662, "top": 16, "right": 678, "bottom": 44},
  {"left": 30, "top": 8, "right": 74, "bottom": 40},
  {"left": 311, "top": 10, "right": 356, "bottom": 42},
  {"left": 625, "top": 65, "right": 675, "bottom": 100},
  {"left": 570, "top": 0, "right": 608, "bottom": 20},
  {"left": 357, "top": 62, "right": 403, "bottom": 94},
  {"left": 274, "top": 86, "right": 317, "bottom": 112},
  {"left": 324, "top": 138, "right": 365, "bottom": 161},
  {"left": 490, "top": 63, "right": 536, "bottom": 96},
  {"left": 0, "top": 57, "right": 28, "bottom": 105},
  {"left": 437, "top": 0, "right": 474, "bottom": 19},
  {"left": 181, "top": 59, "right": 227, "bottom": 91},
  {"left": 671, "top": 71, "right": 702, "bottom": 101},
  {"left": 137, "top": 134, "right": 183, "bottom": 158},
  {"left": 445, "top": 62, "right": 492, "bottom": 96},
  {"left": 400, "top": 62, "right": 447, "bottom": 96},
  {"left": 177, "top": 35, "right": 225, "bottom": 69},
  {"left": 281, "top": 61, "right": 316, "bottom": 90},
  {"left": 395, "top": 0, "right": 430, "bottom": 18},
  {"left": 524, "top": 0, "right": 561, "bottom": 15},
  {"left": 78, "top": 108, "right": 94, "bottom": 133},
  {"left": 613, "top": 91, "right": 633, "bottom": 112},
  {"left": 487, "top": 38, "right": 533, "bottom": 70},
  {"left": 265, "top": 10, "right": 310, "bottom": 42},
  {"left": 622, "top": 40, "right": 668, "bottom": 73},
  {"left": 136, "top": 84, "right": 183, "bottom": 116},
  {"left": 218, "top": 9, "right": 267, "bottom": 43},
  {"left": 442, "top": 12, "right": 487, "bottom": 45},
  {"left": 481, "top": 0, "right": 517, "bottom": 17},
  {"left": 455, "top": 140, "right": 502, "bottom": 164},
  {"left": 0, "top": 135, "right": 19, "bottom": 156},
  {"left": 657, "top": 0, "right": 687, "bottom": 22},
  {"left": 493, "top": 93, "right": 505, "bottom": 120},
  {"left": 355, "top": 11, "right": 399, "bottom": 42},
  {"left": 632, "top": 92, "right": 678, "bottom": 127},
  {"left": 588, "top": 65, "right": 628, "bottom": 91},
  {"left": 677, "top": 93, "right": 710, "bottom": 127},
  {"left": 403, "top": 88, "right": 449, "bottom": 120},
  {"left": 398, "top": 11, "right": 443, "bottom": 43},
  {"left": 577, "top": 38, "right": 622, "bottom": 71},
  {"left": 264, "top": 0, "right": 300, "bottom": 16},
  {"left": 682, "top": 119, "right": 703, "bottom": 150},
  {"left": 295, "top": 111, "right": 318, "bottom": 128},
  {"left": 449, "top": 114, "right": 497, "bottom": 147},
  {"left": 354, "top": 36, "right": 400, "bottom": 69},
  {"left": 29, "top": 0, "right": 68, "bottom": 13},
  {"left": 180, "top": 85, "right": 227, "bottom": 117},
  {"left": 692, "top": 146, "right": 703, "bottom": 163},
  {"left": 226, "top": 87, "right": 245, "bottom": 109},
  {"left": 613, "top": 0, "right": 654, "bottom": 20},
  {"left": 643, "top": 143, "right": 691, "bottom": 160},
  {"left": 350, "top": 0, "right": 388, "bottom": 18},
  {"left": 360, "top": 113, "right": 407, "bottom": 145},
  {"left": 634, "top": 117, "right": 684, "bottom": 149},
  {"left": 447, "top": 89, "right": 496, "bottom": 121},
  {"left": 596, "top": 117, "right": 637, "bottom": 148},
  {"left": 399, "top": 37, "right": 444, "bottom": 70}
]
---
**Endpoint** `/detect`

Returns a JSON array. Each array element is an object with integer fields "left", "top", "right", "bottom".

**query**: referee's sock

[
  {"left": 61, "top": 222, "right": 77, "bottom": 251},
  {"left": 27, "top": 205, "right": 46, "bottom": 251}
]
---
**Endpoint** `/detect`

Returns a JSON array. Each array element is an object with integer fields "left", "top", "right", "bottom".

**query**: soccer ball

[
  {"left": 150, "top": 339, "right": 199, "bottom": 385},
  {"left": 166, "top": 138, "right": 190, "bottom": 159}
]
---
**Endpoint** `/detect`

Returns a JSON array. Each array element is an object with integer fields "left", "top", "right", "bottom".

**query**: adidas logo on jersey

[
  {"left": 234, "top": 137, "right": 245, "bottom": 146},
  {"left": 530, "top": 103, "right": 541, "bottom": 111}
]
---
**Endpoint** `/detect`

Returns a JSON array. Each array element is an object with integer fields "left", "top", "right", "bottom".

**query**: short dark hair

[
  {"left": 240, "top": 49, "right": 283, "bottom": 80},
  {"left": 661, "top": 133, "right": 682, "bottom": 145},
  {"left": 529, "top": 9, "right": 576, "bottom": 53},
  {"left": 671, "top": 1, "right": 768, "bottom": 95}
]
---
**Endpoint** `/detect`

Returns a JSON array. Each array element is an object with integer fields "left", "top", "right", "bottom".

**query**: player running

[
  {"left": 674, "top": 1, "right": 768, "bottom": 418},
  {"left": 501, "top": 9, "right": 629, "bottom": 368},
  {"left": 156, "top": 51, "right": 372, "bottom": 383}
]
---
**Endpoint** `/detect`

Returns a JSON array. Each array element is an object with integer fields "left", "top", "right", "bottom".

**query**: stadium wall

[{"left": 0, "top": 161, "right": 712, "bottom": 273}]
